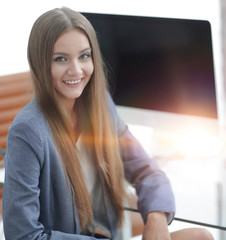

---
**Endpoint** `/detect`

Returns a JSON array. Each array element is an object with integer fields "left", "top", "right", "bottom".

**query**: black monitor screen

[{"left": 83, "top": 12, "right": 217, "bottom": 119}]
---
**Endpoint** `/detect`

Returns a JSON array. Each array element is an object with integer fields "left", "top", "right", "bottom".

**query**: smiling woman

[{"left": 2, "top": 7, "right": 214, "bottom": 240}]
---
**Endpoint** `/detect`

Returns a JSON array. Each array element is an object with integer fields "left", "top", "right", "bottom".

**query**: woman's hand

[{"left": 142, "top": 212, "right": 171, "bottom": 240}]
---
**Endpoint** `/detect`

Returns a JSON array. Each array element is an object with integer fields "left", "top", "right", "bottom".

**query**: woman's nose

[{"left": 67, "top": 61, "right": 82, "bottom": 75}]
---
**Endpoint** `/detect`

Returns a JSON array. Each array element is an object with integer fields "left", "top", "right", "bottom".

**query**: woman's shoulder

[
  {"left": 5, "top": 99, "right": 51, "bottom": 164},
  {"left": 9, "top": 99, "right": 49, "bottom": 139}
]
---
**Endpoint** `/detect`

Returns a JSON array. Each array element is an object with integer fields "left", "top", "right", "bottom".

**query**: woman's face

[{"left": 51, "top": 28, "right": 94, "bottom": 108}]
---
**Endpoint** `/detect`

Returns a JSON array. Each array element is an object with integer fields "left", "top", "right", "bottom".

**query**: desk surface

[{"left": 159, "top": 156, "right": 223, "bottom": 230}]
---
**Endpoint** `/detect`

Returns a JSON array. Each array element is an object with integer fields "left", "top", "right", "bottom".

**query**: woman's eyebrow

[
  {"left": 52, "top": 48, "right": 92, "bottom": 56},
  {"left": 80, "top": 47, "right": 92, "bottom": 53},
  {"left": 52, "top": 52, "right": 68, "bottom": 56}
]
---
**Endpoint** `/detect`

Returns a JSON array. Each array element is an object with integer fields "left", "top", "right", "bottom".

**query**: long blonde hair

[{"left": 27, "top": 7, "right": 126, "bottom": 232}]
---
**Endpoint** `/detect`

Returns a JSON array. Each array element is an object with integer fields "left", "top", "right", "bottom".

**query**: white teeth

[{"left": 65, "top": 79, "right": 81, "bottom": 85}]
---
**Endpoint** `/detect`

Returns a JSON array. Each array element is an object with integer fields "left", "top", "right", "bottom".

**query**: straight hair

[{"left": 27, "top": 7, "right": 126, "bottom": 232}]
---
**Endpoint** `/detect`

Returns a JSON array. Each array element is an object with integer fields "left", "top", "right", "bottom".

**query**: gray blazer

[{"left": 3, "top": 93, "right": 175, "bottom": 240}]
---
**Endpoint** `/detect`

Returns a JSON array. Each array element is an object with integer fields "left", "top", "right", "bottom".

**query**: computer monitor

[{"left": 83, "top": 12, "right": 217, "bottom": 119}]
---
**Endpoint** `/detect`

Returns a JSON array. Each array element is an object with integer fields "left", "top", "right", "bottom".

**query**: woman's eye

[
  {"left": 79, "top": 53, "right": 91, "bottom": 60},
  {"left": 54, "top": 56, "right": 67, "bottom": 62}
]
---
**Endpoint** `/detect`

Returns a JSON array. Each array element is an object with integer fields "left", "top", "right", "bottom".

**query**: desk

[
  {"left": 128, "top": 155, "right": 225, "bottom": 240},
  {"left": 163, "top": 156, "right": 225, "bottom": 240},
  {"left": 161, "top": 157, "right": 221, "bottom": 227}
]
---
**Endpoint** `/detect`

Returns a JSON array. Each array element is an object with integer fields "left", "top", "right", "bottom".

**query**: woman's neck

[{"left": 63, "top": 98, "right": 76, "bottom": 116}]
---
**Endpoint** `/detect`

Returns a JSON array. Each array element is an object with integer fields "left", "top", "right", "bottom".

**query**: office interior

[{"left": 1, "top": 0, "right": 226, "bottom": 239}]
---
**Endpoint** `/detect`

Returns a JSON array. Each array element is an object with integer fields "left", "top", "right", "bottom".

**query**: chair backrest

[{"left": 0, "top": 72, "right": 33, "bottom": 161}]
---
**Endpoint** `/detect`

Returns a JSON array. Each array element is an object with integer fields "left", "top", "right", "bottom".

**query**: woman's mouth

[{"left": 63, "top": 79, "right": 82, "bottom": 85}]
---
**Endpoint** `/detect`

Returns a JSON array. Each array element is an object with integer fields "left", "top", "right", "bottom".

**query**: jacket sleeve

[
  {"left": 107, "top": 92, "right": 175, "bottom": 224},
  {"left": 2, "top": 122, "right": 108, "bottom": 240}
]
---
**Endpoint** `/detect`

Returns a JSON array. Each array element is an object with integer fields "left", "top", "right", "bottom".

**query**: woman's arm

[
  {"left": 142, "top": 212, "right": 171, "bottom": 240},
  {"left": 107, "top": 92, "right": 175, "bottom": 224}
]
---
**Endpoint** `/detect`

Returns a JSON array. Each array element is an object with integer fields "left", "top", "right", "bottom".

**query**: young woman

[{"left": 2, "top": 7, "right": 214, "bottom": 240}]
